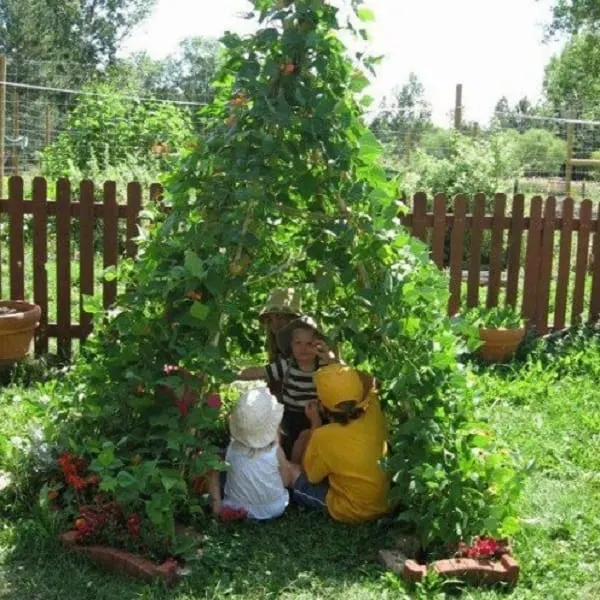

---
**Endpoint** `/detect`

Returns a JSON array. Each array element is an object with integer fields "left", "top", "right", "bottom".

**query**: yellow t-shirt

[{"left": 302, "top": 391, "right": 390, "bottom": 523}]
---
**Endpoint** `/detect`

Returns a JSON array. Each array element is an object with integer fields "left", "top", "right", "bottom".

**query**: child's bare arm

[
  {"left": 276, "top": 445, "right": 301, "bottom": 487},
  {"left": 238, "top": 366, "right": 267, "bottom": 380},
  {"left": 206, "top": 470, "right": 222, "bottom": 516}
]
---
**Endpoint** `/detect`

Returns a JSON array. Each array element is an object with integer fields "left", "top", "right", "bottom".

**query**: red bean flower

[{"left": 205, "top": 393, "right": 221, "bottom": 409}]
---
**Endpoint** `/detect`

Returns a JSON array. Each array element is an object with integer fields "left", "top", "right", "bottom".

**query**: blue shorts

[{"left": 292, "top": 472, "right": 329, "bottom": 510}]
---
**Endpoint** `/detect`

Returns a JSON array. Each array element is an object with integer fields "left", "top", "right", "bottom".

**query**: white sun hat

[{"left": 229, "top": 388, "right": 284, "bottom": 449}]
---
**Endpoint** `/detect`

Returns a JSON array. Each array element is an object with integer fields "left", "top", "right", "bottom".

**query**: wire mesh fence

[{"left": 3, "top": 61, "right": 600, "bottom": 203}]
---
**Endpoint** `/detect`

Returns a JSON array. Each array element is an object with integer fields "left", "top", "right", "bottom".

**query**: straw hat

[
  {"left": 229, "top": 388, "right": 284, "bottom": 449},
  {"left": 258, "top": 288, "right": 302, "bottom": 322},
  {"left": 313, "top": 364, "right": 366, "bottom": 412}
]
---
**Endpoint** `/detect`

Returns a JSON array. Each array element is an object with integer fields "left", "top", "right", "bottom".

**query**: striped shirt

[{"left": 265, "top": 357, "right": 323, "bottom": 410}]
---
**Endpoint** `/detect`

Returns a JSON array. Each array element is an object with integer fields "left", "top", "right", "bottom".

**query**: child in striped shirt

[{"left": 239, "top": 316, "right": 337, "bottom": 459}]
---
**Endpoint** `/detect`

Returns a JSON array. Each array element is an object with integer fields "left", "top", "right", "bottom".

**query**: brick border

[
  {"left": 379, "top": 549, "right": 519, "bottom": 587},
  {"left": 61, "top": 531, "right": 179, "bottom": 585}
]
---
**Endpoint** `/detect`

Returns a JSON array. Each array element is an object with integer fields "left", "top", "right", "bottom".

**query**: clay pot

[
  {"left": 0, "top": 300, "right": 41, "bottom": 364},
  {"left": 477, "top": 327, "right": 525, "bottom": 363}
]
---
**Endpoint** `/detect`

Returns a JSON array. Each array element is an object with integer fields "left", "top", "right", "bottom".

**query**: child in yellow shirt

[{"left": 288, "top": 363, "right": 391, "bottom": 523}]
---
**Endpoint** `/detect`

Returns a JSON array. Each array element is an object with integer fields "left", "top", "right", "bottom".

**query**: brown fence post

[
  {"left": 466, "top": 194, "right": 485, "bottom": 307},
  {"left": 79, "top": 180, "right": 95, "bottom": 342},
  {"left": 448, "top": 195, "right": 467, "bottom": 315},
  {"left": 8, "top": 176, "right": 25, "bottom": 300},
  {"left": 103, "top": 181, "right": 119, "bottom": 309},
  {"left": 56, "top": 178, "right": 72, "bottom": 358},
  {"left": 590, "top": 202, "right": 600, "bottom": 321},
  {"left": 572, "top": 200, "right": 592, "bottom": 323},
  {"left": 553, "top": 197, "right": 573, "bottom": 330},
  {"left": 32, "top": 177, "right": 49, "bottom": 355},
  {"left": 522, "top": 197, "right": 543, "bottom": 325},
  {"left": 411, "top": 192, "right": 427, "bottom": 242},
  {"left": 535, "top": 197, "right": 556, "bottom": 334},
  {"left": 431, "top": 194, "right": 446, "bottom": 269},
  {"left": 505, "top": 194, "right": 524, "bottom": 309},
  {"left": 486, "top": 193, "right": 506, "bottom": 308},
  {"left": 126, "top": 182, "right": 142, "bottom": 259}
]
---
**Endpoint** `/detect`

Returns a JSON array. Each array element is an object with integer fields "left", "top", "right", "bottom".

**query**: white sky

[{"left": 121, "top": 0, "right": 564, "bottom": 126}]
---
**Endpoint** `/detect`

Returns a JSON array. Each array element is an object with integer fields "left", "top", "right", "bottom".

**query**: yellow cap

[{"left": 314, "top": 364, "right": 364, "bottom": 411}]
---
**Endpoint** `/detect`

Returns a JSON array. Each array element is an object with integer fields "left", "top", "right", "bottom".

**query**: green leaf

[
  {"left": 190, "top": 301, "right": 210, "bottom": 320},
  {"left": 350, "top": 71, "right": 370, "bottom": 93},
  {"left": 161, "top": 474, "right": 182, "bottom": 492},
  {"left": 96, "top": 447, "right": 115, "bottom": 468},
  {"left": 103, "top": 266, "right": 117, "bottom": 282},
  {"left": 184, "top": 250, "right": 205, "bottom": 278},
  {"left": 357, "top": 7, "right": 375, "bottom": 22},
  {"left": 99, "top": 476, "right": 117, "bottom": 492},
  {"left": 116, "top": 470, "right": 137, "bottom": 487},
  {"left": 82, "top": 294, "right": 102, "bottom": 314}
]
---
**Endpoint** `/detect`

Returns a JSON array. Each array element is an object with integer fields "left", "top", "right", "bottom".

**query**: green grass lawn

[{"left": 1, "top": 333, "right": 599, "bottom": 599}]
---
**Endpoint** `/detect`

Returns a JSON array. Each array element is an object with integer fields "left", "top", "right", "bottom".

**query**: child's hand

[
  {"left": 305, "top": 400, "right": 322, "bottom": 428},
  {"left": 313, "top": 341, "right": 335, "bottom": 364}
]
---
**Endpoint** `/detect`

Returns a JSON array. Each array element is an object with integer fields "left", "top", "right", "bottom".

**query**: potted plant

[
  {"left": 465, "top": 306, "right": 525, "bottom": 362},
  {"left": 0, "top": 300, "right": 42, "bottom": 364}
]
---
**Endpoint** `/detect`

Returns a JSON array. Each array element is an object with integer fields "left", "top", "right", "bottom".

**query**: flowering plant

[
  {"left": 48, "top": 451, "right": 178, "bottom": 563},
  {"left": 457, "top": 536, "right": 511, "bottom": 560}
]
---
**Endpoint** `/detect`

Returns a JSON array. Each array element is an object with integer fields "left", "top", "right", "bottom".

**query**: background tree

[
  {"left": 543, "top": 32, "right": 600, "bottom": 118},
  {"left": 0, "top": 0, "right": 157, "bottom": 85},
  {"left": 370, "top": 72, "right": 432, "bottom": 158},
  {"left": 492, "top": 96, "right": 540, "bottom": 133},
  {"left": 547, "top": 0, "right": 600, "bottom": 35}
]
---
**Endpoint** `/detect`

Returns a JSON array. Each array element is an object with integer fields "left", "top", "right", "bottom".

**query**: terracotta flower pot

[
  {"left": 477, "top": 327, "right": 525, "bottom": 362},
  {"left": 0, "top": 300, "right": 41, "bottom": 364}
]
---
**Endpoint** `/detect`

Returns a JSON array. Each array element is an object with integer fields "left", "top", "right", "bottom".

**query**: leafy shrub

[
  {"left": 464, "top": 305, "right": 524, "bottom": 329},
  {"left": 41, "top": 83, "right": 194, "bottom": 180},
  {"left": 48, "top": 0, "right": 521, "bottom": 557},
  {"left": 405, "top": 131, "right": 520, "bottom": 202},
  {"left": 516, "top": 128, "right": 566, "bottom": 176}
]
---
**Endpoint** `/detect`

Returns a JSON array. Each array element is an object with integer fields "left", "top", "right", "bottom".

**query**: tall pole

[
  {"left": 565, "top": 108, "right": 575, "bottom": 196},
  {"left": 12, "top": 88, "right": 19, "bottom": 174},
  {"left": 454, "top": 83, "right": 463, "bottom": 130},
  {"left": 0, "top": 55, "right": 6, "bottom": 199}
]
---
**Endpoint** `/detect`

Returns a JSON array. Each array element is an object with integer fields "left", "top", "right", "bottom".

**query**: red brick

[{"left": 61, "top": 531, "right": 179, "bottom": 585}]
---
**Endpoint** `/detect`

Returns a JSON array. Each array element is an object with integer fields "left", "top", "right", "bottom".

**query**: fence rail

[{"left": 1, "top": 177, "right": 599, "bottom": 359}]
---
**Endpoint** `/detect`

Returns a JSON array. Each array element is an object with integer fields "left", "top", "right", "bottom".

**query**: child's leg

[
  {"left": 206, "top": 470, "right": 222, "bottom": 515},
  {"left": 290, "top": 429, "right": 313, "bottom": 465},
  {"left": 281, "top": 408, "right": 311, "bottom": 459}
]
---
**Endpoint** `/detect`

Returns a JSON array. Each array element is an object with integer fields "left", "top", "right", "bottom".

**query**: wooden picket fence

[
  {"left": 0, "top": 177, "right": 163, "bottom": 358},
  {"left": 1, "top": 177, "right": 600, "bottom": 359},
  {"left": 398, "top": 192, "right": 600, "bottom": 335}
]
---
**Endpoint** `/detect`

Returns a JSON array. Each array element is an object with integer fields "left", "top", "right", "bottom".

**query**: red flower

[
  {"left": 205, "top": 393, "right": 221, "bottom": 409},
  {"left": 219, "top": 507, "right": 248, "bottom": 522},
  {"left": 126, "top": 514, "right": 141, "bottom": 539},
  {"left": 66, "top": 474, "right": 87, "bottom": 490}
]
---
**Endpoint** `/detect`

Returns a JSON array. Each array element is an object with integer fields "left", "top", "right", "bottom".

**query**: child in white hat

[{"left": 208, "top": 387, "right": 294, "bottom": 520}]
